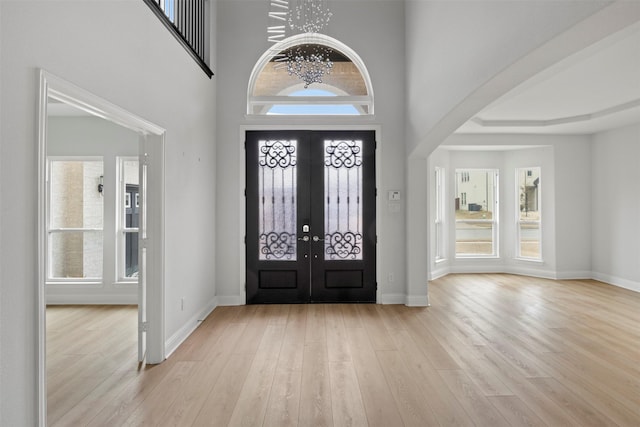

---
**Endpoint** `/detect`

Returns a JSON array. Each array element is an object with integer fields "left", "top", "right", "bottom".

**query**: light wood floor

[{"left": 47, "top": 274, "right": 640, "bottom": 426}]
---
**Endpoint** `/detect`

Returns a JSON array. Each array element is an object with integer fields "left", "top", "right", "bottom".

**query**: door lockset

[{"left": 302, "top": 224, "right": 310, "bottom": 233}]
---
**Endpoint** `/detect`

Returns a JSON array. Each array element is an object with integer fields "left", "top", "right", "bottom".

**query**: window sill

[
  {"left": 455, "top": 255, "right": 500, "bottom": 259},
  {"left": 114, "top": 281, "right": 139, "bottom": 287},
  {"left": 46, "top": 281, "right": 102, "bottom": 286},
  {"left": 514, "top": 257, "right": 544, "bottom": 263}
]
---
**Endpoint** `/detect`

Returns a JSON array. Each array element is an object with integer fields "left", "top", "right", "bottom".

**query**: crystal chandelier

[
  {"left": 284, "top": 0, "right": 334, "bottom": 88},
  {"left": 288, "top": 0, "right": 332, "bottom": 33},
  {"left": 284, "top": 44, "right": 333, "bottom": 88}
]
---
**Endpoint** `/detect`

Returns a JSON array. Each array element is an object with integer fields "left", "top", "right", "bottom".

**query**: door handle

[
  {"left": 298, "top": 236, "right": 310, "bottom": 242},
  {"left": 312, "top": 235, "right": 324, "bottom": 242}
]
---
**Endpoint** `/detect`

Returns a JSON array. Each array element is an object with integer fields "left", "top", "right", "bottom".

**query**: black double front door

[{"left": 246, "top": 130, "right": 376, "bottom": 304}]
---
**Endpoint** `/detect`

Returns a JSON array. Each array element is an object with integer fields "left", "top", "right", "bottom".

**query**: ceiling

[
  {"left": 48, "top": 21, "right": 640, "bottom": 135},
  {"left": 456, "top": 22, "right": 640, "bottom": 135}
]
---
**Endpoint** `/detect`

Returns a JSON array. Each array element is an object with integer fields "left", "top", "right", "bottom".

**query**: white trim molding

[
  {"left": 379, "top": 293, "right": 406, "bottom": 305},
  {"left": 165, "top": 298, "right": 218, "bottom": 358},
  {"left": 591, "top": 272, "right": 640, "bottom": 293},
  {"left": 405, "top": 295, "right": 430, "bottom": 307},
  {"left": 216, "top": 295, "right": 245, "bottom": 306}
]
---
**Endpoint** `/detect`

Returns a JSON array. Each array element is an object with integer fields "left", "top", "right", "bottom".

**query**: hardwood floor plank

[
  {"left": 391, "top": 329, "right": 475, "bottom": 427},
  {"left": 263, "top": 305, "right": 308, "bottom": 427},
  {"left": 537, "top": 351, "right": 640, "bottom": 426},
  {"left": 86, "top": 360, "right": 179, "bottom": 426},
  {"left": 263, "top": 365, "right": 303, "bottom": 427},
  {"left": 265, "top": 303, "right": 292, "bottom": 325},
  {"left": 375, "top": 349, "right": 440, "bottom": 426},
  {"left": 190, "top": 353, "right": 255, "bottom": 426},
  {"left": 51, "top": 369, "right": 137, "bottom": 427},
  {"left": 474, "top": 345, "right": 589, "bottom": 426},
  {"left": 231, "top": 305, "right": 270, "bottom": 355},
  {"left": 527, "top": 377, "right": 619, "bottom": 427},
  {"left": 486, "top": 395, "right": 547, "bottom": 427},
  {"left": 227, "top": 324, "right": 285, "bottom": 426},
  {"left": 438, "top": 369, "right": 511, "bottom": 427},
  {"left": 376, "top": 304, "right": 406, "bottom": 332},
  {"left": 401, "top": 309, "right": 461, "bottom": 370},
  {"left": 345, "top": 327, "right": 403, "bottom": 427},
  {"left": 340, "top": 304, "right": 363, "bottom": 329},
  {"left": 47, "top": 275, "right": 640, "bottom": 426},
  {"left": 355, "top": 304, "right": 395, "bottom": 351},
  {"left": 415, "top": 309, "right": 513, "bottom": 396},
  {"left": 328, "top": 361, "right": 368, "bottom": 427},
  {"left": 299, "top": 341, "right": 333, "bottom": 427},
  {"left": 172, "top": 306, "right": 238, "bottom": 361},
  {"left": 326, "top": 304, "right": 352, "bottom": 363},
  {"left": 123, "top": 360, "right": 198, "bottom": 425},
  {"left": 157, "top": 322, "right": 249, "bottom": 426},
  {"left": 305, "top": 304, "right": 327, "bottom": 344}
]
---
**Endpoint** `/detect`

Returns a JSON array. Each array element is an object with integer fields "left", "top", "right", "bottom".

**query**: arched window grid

[{"left": 247, "top": 34, "right": 374, "bottom": 116}]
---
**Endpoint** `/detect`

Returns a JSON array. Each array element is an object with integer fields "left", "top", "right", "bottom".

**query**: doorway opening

[
  {"left": 246, "top": 130, "right": 376, "bottom": 303},
  {"left": 38, "top": 70, "right": 166, "bottom": 424}
]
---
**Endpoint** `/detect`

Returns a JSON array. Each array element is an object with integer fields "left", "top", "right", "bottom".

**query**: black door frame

[{"left": 245, "top": 129, "right": 377, "bottom": 304}]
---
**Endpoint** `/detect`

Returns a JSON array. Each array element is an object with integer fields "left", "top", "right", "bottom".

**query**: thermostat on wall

[{"left": 388, "top": 190, "right": 401, "bottom": 201}]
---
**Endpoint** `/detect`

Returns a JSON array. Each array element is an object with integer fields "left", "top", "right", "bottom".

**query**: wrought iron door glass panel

[
  {"left": 258, "top": 139, "right": 297, "bottom": 260},
  {"left": 324, "top": 139, "right": 363, "bottom": 260}
]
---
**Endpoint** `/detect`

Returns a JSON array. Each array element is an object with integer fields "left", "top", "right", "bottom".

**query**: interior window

[
  {"left": 434, "top": 167, "right": 445, "bottom": 261},
  {"left": 516, "top": 167, "right": 541, "bottom": 260},
  {"left": 455, "top": 169, "right": 499, "bottom": 257},
  {"left": 119, "top": 158, "right": 140, "bottom": 280},
  {"left": 48, "top": 158, "right": 104, "bottom": 280}
]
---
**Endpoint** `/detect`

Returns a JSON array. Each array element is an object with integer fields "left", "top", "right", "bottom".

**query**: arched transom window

[{"left": 248, "top": 34, "right": 374, "bottom": 115}]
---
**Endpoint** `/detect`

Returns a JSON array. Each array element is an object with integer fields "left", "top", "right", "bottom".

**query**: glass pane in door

[
  {"left": 324, "top": 139, "right": 363, "bottom": 260},
  {"left": 258, "top": 139, "right": 297, "bottom": 260}
]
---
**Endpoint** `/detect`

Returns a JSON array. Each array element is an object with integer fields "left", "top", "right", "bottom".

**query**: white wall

[
  {"left": 591, "top": 124, "right": 640, "bottom": 291},
  {"left": 47, "top": 116, "right": 140, "bottom": 304},
  {"left": 0, "top": 1, "right": 217, "bottom": 423},
  {"left": 431, "top": 134, "right": 594, "bottom": 280},
  {"left": 215, "top": 0, "right": 408, "bottom": 304},
  {"left": 553, "top": 137, "right": 592, "bottom": 278}
]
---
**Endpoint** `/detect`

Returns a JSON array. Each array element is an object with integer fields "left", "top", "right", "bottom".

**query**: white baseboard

[
  {"left": 429, "top": 266, "right": 639, "bottom": 294},
  {"left": 553, "top": 270, "right": 593, "bottom": 280},
  {"left": 505, "top": 266, "right": 559, "bottom": 280},
  {"left": 165, "top": 297, "right": 218, "bottom": 358},
  {"left": 449, "top": 265, "right": 506, "bottom": 274},
  {"left": 592, "top": 272, "right": 640, "bottom": 293},
  {"left": 430, "top": 265, "right": 450, "bottom": 281},
  {"left": 216, "top": 295, "right": 244, "bottom": 306},
  {"left": 379, "top": 293, "right": 406, "bottom": 304},
  {"left": 405, "top": 295, "right": 430, "bottom": 307}
]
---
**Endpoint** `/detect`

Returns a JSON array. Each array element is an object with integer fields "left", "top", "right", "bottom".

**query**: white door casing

[{"left": 37, "top": 70, "right": 166, "bottom": 426}]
